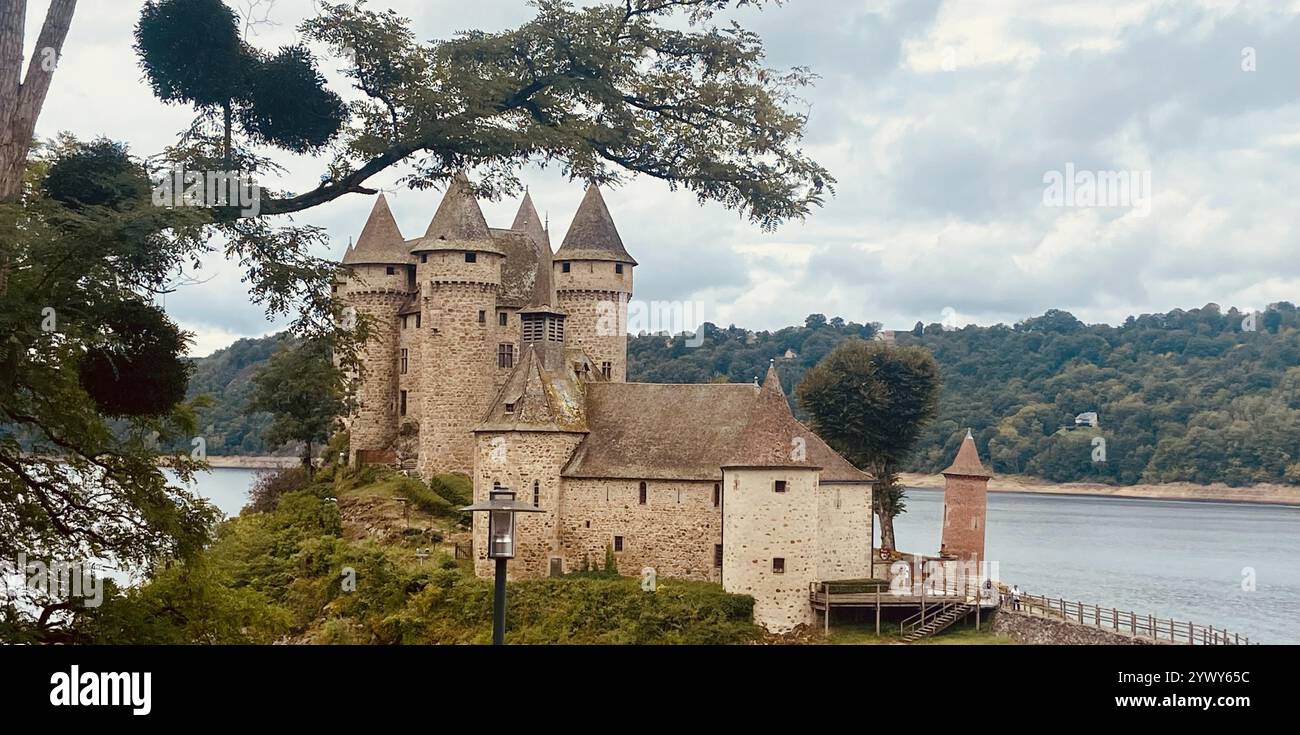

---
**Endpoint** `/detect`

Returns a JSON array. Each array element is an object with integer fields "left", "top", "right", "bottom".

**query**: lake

[{"left": 186, "top": 469, "right": 1300, "bottom": 643}]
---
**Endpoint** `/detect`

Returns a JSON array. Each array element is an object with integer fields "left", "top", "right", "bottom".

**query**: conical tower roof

[
  {"left": 553, "top": 183, "right": 636, "bottom": 265},
  {"left": 941, "top": 430, "right": 992, "bottom": 478},
  {"left": 722, "top": 362, "right": 822, "bottom": 469},
  {"left": 513, "top": 192, "right": 558, "bottom": 309},
  {"left": 413, "top": 172, "right": 503, "bottom": 255},
  {"left": 342, "top": 194, "right": 409, "bottom": 264}
]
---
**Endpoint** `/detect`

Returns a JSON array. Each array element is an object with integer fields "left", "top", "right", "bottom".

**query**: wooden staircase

[{"left": 900, "top": 601, "right": 975, "bottom": 643}]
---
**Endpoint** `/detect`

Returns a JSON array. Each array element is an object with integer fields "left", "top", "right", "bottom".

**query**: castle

[{"left": 336, "top": 174, "right": 985, "bottom": 632}]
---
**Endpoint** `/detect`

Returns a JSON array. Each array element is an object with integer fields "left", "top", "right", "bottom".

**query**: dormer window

[
  {"left": 504, "top": 403, "right": 515, "bottom": 414},
  {"left": 561, "top": 262, "right": 571, "bottom": 273},
  {"left": 465, "top": 252, "right": 477, "bottom": 263}
]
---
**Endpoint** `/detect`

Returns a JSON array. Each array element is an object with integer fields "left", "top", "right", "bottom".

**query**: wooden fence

[{"left": 1011, "top": 592, "right": 1251, "bottom": 645}]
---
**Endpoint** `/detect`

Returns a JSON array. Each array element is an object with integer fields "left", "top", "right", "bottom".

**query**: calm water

[
  {"left": 884, "top": 488, "right": 1300, "bottom": 644},
  {"left": 184, "top": 470, "right": 1300, "bottom": 643}
]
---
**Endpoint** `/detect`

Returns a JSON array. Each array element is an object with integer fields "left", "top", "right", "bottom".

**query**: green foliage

[
  {"left": 245, "top": 337, "right": 350, "bottom": 467},
  {"left": 428, "top": 473, "right": 472, "bottom": 507},
  {"left": 629, "top": 305, "right": 1300, "bottom": 487},
  {"left": 237, "top": 46, "right": 347, "bottom": 153},
  {"left": 604, "top": 544, "right": 619, "bottom": 576},
  {"left": 244, "top": 466, "right": 312, "bottom": 515},
  {"left": 43, "top": 138, "right": 151, "bottom": 210},
  {"left": 77, "top": 299, "right": 193, "bottom": 418},
  {"left": 134, "top": 0, "right": 246, "bottom": 108}
]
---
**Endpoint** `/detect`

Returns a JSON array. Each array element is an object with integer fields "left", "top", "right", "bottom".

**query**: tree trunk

[
  {"left": 0, "top": 0, "right": 78, "bottom": 293},
  {"left": 302, "top": 440, "right": 313, "bottom": 477},
  {"left": 878, "top": 511, "right": 897, "bottom": 554}
]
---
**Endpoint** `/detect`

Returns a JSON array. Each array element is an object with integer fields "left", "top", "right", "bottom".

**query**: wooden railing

[
  {"left": 900, "top": 599, "right": 969, "bottom": 636},
  {"left": 1009, "top": 592, "right": 1251, "bottom": 645}
]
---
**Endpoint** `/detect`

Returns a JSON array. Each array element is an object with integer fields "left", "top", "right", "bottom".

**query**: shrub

[{"left": 244, "top": 466, "right": 311, "bottom": 514}]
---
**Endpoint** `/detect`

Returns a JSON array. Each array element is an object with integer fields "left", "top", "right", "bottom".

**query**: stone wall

[
  {"left": 991, "top": 609, "right": 1156, "bottom": 645},
  {"left": 472, "top": 431, "right": 585, "bottom": 579},
  {"left": 338, "top": 265, "right": 409, "bottom": 461},
  {"left": 941, "top": 474, "right": 989, "bottom": 562},
  {"left": 559, "top": 477, "right": 723, "bottom": 581},
  {"left": 555, "top": 260, "right": 631, "bottom": 383},
  {"left": 816, "top": 482, "right": 873, "bottom": 582},
  {"left": 722, "top": 468, "right": 820, "bottom": 632}
]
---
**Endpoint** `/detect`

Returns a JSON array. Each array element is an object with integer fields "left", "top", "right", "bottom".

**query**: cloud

[{"left": 27, "top": 0, "right": 1300, "bottom": 354}]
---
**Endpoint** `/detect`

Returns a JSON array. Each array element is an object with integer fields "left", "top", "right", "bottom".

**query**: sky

[{"left": 25, "top": 0, "right": 1300, "bottom": 356}]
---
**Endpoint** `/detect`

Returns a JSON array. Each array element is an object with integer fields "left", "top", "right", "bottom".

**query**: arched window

[{"left": 638, "top": 481, "right": 647, "bottom": 505}]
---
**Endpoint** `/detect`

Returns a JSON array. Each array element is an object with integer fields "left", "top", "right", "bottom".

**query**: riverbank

[
  {"left": 205, "top": 455, "right": 300, "bottom": 470},
  {"left": 900, "top": 472, "right": 1300, "bottom": 506}
]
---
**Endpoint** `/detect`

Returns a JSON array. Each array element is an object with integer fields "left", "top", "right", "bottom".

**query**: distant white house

[{"left": 1075, "top": 412, "right": 1099, "bottom": 428}]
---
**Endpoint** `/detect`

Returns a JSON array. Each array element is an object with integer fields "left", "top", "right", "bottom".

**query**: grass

[{"left": 824, "top": 620, "right": 1015, "bottom": 645}]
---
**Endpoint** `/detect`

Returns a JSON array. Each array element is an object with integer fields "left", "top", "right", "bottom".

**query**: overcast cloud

[{"left": 26, "top": 0, "right": 1300, "bottom": 355}]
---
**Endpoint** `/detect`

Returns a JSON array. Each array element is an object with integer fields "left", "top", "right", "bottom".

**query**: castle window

[
  {"left": 465, "top": 252, "right": 477, "bottom": 263},
  {"left": 614, "top": 536, "right": 624, "bottom": 552},
  {"left": 504, "top": 403, "right": 515, "bottom": 414},
  {"left": 421, "top": 254, "right": 428, "bottom": 263},
  {"left": 561, "top": 261, "right": 571, "bottom": 273},
  {"left": 835, "top": 488, "right": 841, "bottom": 509},
  {"left": 548, "top": 318, "right": 563, "bottom": 342},
  {"left": 713, "top": 483, "right": 720, "bottom": 507},
  {"left": 772, "top": 558, "right": 785, "bottom": 574},
  {"left": 386, "top": 266, "right": 395, "bottom": 275},
  {"left": 972, "top": 517, "right": 979, "bottom": 531},
  {"left": 402, "top": 316, "right": 408, "bottom": 330},
  {"left": 478, "top": 310, "right": 486, "bottom": 324},
  {"left": 615, "top": 263, "right": 624, "bottom": 275},
  {"left": 331, "top": 284, "right": 337, "bottom": 293},
  {"left": 399, "top": 390, "right": 407, "bottom": 416},
  {"left": 498, "top": 343, "right": 514, "bottom": 369},
  {"left": 415, "top": 313, "right": 421, "bottom": 328},
  {"left": 499, "top": 312, "right": 508, "bottom": 327},
  {"left": 774, "top": 480, "right": 787, "bottom": 493},
  {"left": 533, "top": 480, "right": 540, "bottom": 508},
  {"left": 714, "top": 545, "right": 723, "bottom": 568},
  {"left": 601, "top": 361, "right": 612, "bottom": 379},
  {"left": 586, "top": 520, "right": 590, "bottom": 528},
  {"left": 400, "top": 349, "right": 409, "bottom": 374},
  {"left": 639, "top": 481, "right": 647, "bottom": 505}
]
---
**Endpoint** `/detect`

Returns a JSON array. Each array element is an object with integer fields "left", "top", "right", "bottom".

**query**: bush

[
  {"left": 244, "top": 466, "right": 311, "bottom": 514},
  {"left": 428, "top": 473, "right": 472, "bottom": 507}
]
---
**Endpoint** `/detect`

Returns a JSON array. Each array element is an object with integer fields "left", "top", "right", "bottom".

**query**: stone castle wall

[
  {"left": 816, "top": 482, "right": 873, "bottom": 582},
  {"left": 558, "top": 477, "right": 722, "bottom": 581},
  {"left": 472, "top": 431, "right": 585, "bottom": 578},
  {"left": 722, "top": 468, "right": 820, "bottom": 632},
  {"left": 555, "top": 260, "right": 631, "bottom": 383},
  {"left": 941, "top": 475, "right": 989, "bottom": 562},
  {"left": 338, "top": 264, "right": 411, "bottom": 460},
  {"left": 418, "top": 279, "right": 501, "bottom": 477}
]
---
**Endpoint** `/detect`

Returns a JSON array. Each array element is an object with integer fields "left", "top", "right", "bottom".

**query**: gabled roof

[
  {"left": 553, "top": 184, "right": 637, "bottom": 265},
  {"left": 561, "top": 370, "right": 871, "bottom": 483},
  {"left": 342, "top": 194, "right": 409, "bottom": 265},
  {"left": 412, "top": 172, "right": 503, "bottom": 255},
  {"left": 476, "top": 345, "right": 588, "bottom": 433},
  {"left": 941, "top": 430, "right": 992, "bottom": 479}
]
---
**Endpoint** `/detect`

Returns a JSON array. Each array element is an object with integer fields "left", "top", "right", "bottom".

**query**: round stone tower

[
  {"left": 939, "top": 429, "right": 993, "bottom": 564},
  {"left": 339, "top": 194, "right": 414, "bottom": 463},
  {"left": 553, "top": 184, "right": 635, "bottom": 382},
  {"left": 721, "top": 365, "right": 822, "bottom": 633},
  {"left": 412, "top": 173, "right": 506, "bottom": 477}
]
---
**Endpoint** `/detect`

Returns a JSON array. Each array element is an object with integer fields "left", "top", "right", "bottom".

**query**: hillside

[{"left": 188, "top": 303, "right": 1300, "bottom": 487}]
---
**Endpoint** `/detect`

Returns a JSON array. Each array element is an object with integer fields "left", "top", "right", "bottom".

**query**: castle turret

[
  {"left": 721, "top": 363, "right": 823, "bottom": 632},
  {"left": 412, "top": 173, "right": 506, "bottom": 476},
  {"left": 940, "top": 430, "right": 993, "bottom": 564},
  {"left": 339, "top": 194, "right": 413, "bottom": 462},
  {"left": 553, "top": 184, "right": 635, "bottom": 382}
]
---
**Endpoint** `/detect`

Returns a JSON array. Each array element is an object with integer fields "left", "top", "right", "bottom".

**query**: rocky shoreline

[{"left": 900, "top": 472, "right": 1300, "bottom": 506}]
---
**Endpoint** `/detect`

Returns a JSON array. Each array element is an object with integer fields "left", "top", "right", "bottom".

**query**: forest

[{"left": 191, "top": 302, "right": 1300, "bottom": 487}]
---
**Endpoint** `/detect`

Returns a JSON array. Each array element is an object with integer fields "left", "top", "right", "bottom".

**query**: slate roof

[
  {"left": 412, "top": 172, "right": 504, "bottom": 255},
  {"left": 553, "top": 184, "right": 637, "bottom": 265},
  {"left": 342, "top": 194, "right": 409, "bottom": 265},
  {"left": 476, "top": 345, "right": 595, "bottom": 433},
  {"left": 562, "top": 368, "right": 870, "bottom": 483}
]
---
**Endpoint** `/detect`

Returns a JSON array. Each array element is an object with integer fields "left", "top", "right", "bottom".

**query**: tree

[
  {"left": 795, "top": 339, "right": 941, "bottom": 553},
  {"left": 246, "top": 338, "right": 351, "bottom": 473}
]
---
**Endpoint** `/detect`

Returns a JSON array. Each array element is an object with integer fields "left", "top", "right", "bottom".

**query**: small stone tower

[
  {"left": 721, "top": 363, "right": 822, "bottom": 633},
  {"left": 412, "top": 173, "right": 506, "bottom": 476},
  {"left": 940, "top": 430, "right": 993, "bottom": 564},
  {"left": 339, "top": 194, "right": 413, "bottom": 462},
  {"left": 553, "top": 184, "right": 635, "bottom": 382}
]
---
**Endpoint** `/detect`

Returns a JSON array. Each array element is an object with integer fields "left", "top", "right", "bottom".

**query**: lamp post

[{"left": 462, "top": 489, "right": 544, "bottom": 645}]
